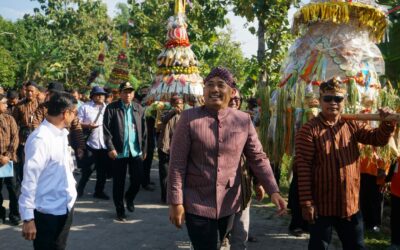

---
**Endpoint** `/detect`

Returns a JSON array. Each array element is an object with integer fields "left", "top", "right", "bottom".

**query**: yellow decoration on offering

[
  {"left": 122, "top": 32, "right": 128, "bottom": 49},
  {"left": 293, "top": 2, "right": 388, "bottom": 42},
  {"left": 175, "top": 0, "right": 186, "bottom": 14}
]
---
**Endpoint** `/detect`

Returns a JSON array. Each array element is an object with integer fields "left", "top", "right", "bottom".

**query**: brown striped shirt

[
  {"left": 12, "top": 99, "right": 39, "bottom": 144},
  {"left": 157, "top": 109, "right": 180, "bottom": 154},
  {"left": 0, "top": 113, "right": 19, "bottom": 162},
  {"left": 32, "top": 102, "right": 85, "bottom": 151},
  {"left": 167, "top": 106, "right": 279, "bottom": 219},
  {"left": 295, "top": 113, "right": 394, "bottom": 217}
]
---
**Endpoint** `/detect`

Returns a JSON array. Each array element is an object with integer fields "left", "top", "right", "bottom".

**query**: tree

[
  {"left": 0, "top": 46, "right": 17, "bottom": 88},
  {"left": 0, "top": 16, "right": 30, "bottom": 86},
  {"left": 0, "top": 0, "right": 251, "bottom": 91},
  {"left": 117, "top": 1, "right": 167, "bottom": 84},
  {"left": 231, "top": 0, "right": 295, "bottom": 87},
  {"left": 200, "top": 28, "right": 256, "bottom": 96},
  {"left": 19, "top": 0, "right": 120, "bottom": 87},
  {"left": 120, "top": 0, "right": 231, "bottom": 86},
  {"left": 377, "top": 0, "right": 400, "bottom": 87}
]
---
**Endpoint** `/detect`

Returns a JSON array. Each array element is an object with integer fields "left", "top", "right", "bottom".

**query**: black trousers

[
  {"left": 308, "top": 211, "right": 366, "bottom": 250},
  {"left": 77, "top": 147, "right": 108, "bottom": 194},
  {"left": 0, "top": 173, "right": 20, "bottom": 218},
  {"left": 158, "top": 149, "right": 169, "bottom": 202},
  {"left": 392, "top": 194, "right": 400, "bottom": 245},
  {"left": 16, "top": 144, "right": 25, "bottom": 184},
  {"left": 112, "top": 155, "right": 143, "bottom": 215},
  {"left": 360, "top": 173, "right": 383, "bottom": 228},
  {"left": 33, "top": 209, "right": 74, "bottom": 250},
  {"left": 142, "top": 117, "right": 156, "bottom": 187},
  {"left": 288, "top": 173, "right": 308, "bottom": 231},
  {"left": 186, "top": 213, "right": 235, "bottom": 250}
]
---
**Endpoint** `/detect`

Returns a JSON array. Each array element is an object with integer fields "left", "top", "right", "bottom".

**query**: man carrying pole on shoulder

[{"left": 295, "top": 77, "right": 396, "bottom": 250}]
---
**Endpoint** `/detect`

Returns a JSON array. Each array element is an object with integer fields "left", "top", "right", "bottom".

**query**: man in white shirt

[
  {"left": 77, "top": 86, "right": 109, "bottom": 199},
  {"left": 19, "top": 92, "right": 78, "bottom": 250}
]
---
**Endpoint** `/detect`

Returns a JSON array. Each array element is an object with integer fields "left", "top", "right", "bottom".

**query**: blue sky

[{"left": 0, "top": 0, "right": 300, "bottom": 58}]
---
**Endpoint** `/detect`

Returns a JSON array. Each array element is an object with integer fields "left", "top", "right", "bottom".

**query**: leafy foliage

[
  {"left": 0, "top": 0, "right": 120, "bottom": 88},
  {"left": 123, "top": 0, "right": 231, "bottom": 85},
  {"left": 378, "top": 0, "right": 400, "bottom": 87},
  {"left": 231, "top": 0, "right": 295, "bottom": 87},
  {"left": 0, "top": 46, "right": 17, "bottom": 88},
  {"left": 199, "top": 29, "right": 254, "bottom": 97},
  {"left": 0, "top": 0, "right": 258, "bottom": 94}
]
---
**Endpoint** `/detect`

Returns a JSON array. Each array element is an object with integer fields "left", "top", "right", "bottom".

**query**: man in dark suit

[{"left": 103, "top": 82, "right": 147, "bottom": 221}]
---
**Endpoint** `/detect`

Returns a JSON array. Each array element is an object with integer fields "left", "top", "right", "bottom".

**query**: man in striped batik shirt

[{"left": 295, "top": 77, "right": 396, "bottom": 250}]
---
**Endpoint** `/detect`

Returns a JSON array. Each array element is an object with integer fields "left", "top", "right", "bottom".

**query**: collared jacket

[
  {"left": 157, "top": 109, "right": 181, "bottom": 155},
  {"left": 0, "top": 113, "right": 19, "bottom": 162},
  {"left": 103, "top": 100, "right": 147, "bottom": 157},
  {"left": 295, "top": 113, "right": 394, "bottom": 218},
  {"left": 167, "top": 106, "right": 279, "bottom": 219},
  {"left": 12, "top": 99, "right": 39, "bottom": 144}
]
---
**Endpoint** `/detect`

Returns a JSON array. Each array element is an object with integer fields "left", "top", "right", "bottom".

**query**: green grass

[{"left": 365, "top": 231, "right": 390, "bottom": 250}]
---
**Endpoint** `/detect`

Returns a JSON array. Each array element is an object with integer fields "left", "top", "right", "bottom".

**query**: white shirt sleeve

[
  {"left": 77, "top": 104, "right": 86, "bottom": 124},
  {"left": 19, "top": 137, "right": 48, "bottom": 220}
]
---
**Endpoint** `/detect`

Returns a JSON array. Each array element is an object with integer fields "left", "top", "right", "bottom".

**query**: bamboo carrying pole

[{"left": 341, "top": 113, "right": 400, "bottom": 122}]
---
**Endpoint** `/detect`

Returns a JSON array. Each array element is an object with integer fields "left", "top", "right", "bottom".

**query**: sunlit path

[{"left": 0, "top": 164, "right": 338, "bottom": 250}]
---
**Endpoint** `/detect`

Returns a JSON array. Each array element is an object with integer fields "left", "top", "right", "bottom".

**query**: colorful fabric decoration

[
  {"left": 293, "top": 2, "right": 388, "bottom": 42},
  {"left": 262, "top": 0, "right": 389, "bottom": 166}
]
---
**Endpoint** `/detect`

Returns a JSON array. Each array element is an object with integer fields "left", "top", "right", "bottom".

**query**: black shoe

[
  {"left": 126, "top": 202, "right": 135, "bottom": 212},
  {"left": 0, "top": 207, "right": 5, "bottom": 224},
  {"left": 142, "top": 185, "right": 155, "bottom": 191},
  {"left": 93, "top": 192, "right": 110, "bottom": 200},
  {"left": 116, "top": 213, "right": 127, "bottom": 222},
  {"left": 9, "top": 215, "right": 21, "bottom": 226},
  {"left": 289, "top": 228, "right": 304, "bottom": 237},
  {"left": 248, "top": 235, "right": 258, "bottom": 242}
]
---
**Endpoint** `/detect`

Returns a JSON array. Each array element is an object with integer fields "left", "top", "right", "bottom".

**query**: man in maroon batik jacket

[{"left": 167, "top": 67, "right": 286, "bottom": 250}]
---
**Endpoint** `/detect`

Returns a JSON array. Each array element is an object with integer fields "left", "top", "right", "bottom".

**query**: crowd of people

[{"left": 0, "top": 67, "right": 399, "bottom": 250}]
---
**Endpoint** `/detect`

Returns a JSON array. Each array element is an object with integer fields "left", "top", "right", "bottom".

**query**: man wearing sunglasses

[{"left": 295, "top": 77, "right": 396, "bottom": 250}]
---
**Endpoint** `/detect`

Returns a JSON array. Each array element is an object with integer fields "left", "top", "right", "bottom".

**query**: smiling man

[
  {"left": 295, "top": 77, "right": 396, "bottom": 250},
  {"left": 167, "top": 67, "right": 286, "bottom": 250}
]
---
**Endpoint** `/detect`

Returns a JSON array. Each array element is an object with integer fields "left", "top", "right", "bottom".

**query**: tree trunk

[{"left": 257, "top": 19, "right": 267, "bottom": 88}]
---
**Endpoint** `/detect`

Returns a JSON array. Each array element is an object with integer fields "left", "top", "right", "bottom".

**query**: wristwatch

[{"left": 23, "top": 218, "right": 34, "bottom": 223}]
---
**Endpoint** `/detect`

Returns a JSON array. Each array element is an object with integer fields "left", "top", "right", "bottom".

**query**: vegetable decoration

[
  {"left": 146, "top": 0, "right": 203, "bottom": 106},
  {"left": 107, "top": 50, "right": 130, "bottom": 90}
]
